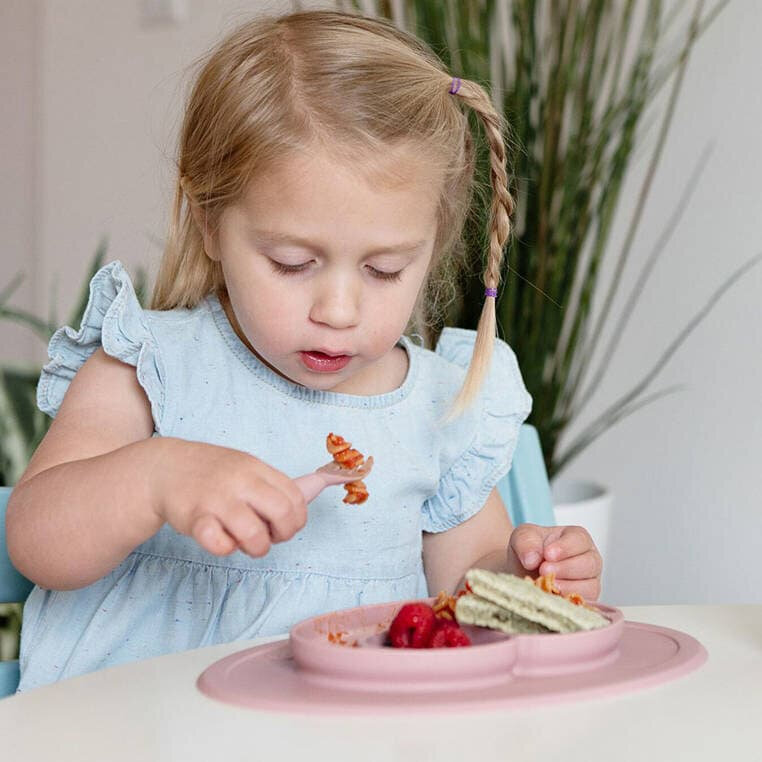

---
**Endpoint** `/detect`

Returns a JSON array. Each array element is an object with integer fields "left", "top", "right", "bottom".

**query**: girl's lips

[{"left": 300, "top": 351, "right": 352, "bottom": 373}]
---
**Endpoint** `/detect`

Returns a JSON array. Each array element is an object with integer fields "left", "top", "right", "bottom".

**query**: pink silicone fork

[{"left": 294, "top": 457, "right": 374, "bottom": 503}]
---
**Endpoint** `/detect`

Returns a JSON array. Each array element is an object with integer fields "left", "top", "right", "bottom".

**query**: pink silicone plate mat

[{"left": 197, "top": 599, "right": 707, "bottom": 714}]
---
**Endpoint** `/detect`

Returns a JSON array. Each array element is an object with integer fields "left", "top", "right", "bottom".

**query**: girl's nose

[{"left": 309, "top": 276, "right": 361, "bottom": 329}]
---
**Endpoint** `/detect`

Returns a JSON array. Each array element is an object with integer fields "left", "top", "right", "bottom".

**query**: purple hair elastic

[
  {"left": 485, "top": 287, "right": 498, "bottom": 298},
  {"left": 449, "top": 77, "right": 462, "bottom": 95}
]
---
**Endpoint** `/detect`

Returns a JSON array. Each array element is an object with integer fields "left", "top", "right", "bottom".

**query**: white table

[{"left": 1, "top": 605, "right": 760, "bottom": 761}]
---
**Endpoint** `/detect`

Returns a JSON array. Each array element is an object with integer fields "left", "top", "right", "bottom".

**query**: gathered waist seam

[{"left": 126, "top": 549, "right": 420, "bottom": 582}]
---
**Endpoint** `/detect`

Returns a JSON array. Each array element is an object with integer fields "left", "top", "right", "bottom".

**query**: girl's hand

[
  {"left": 148, "top": 438, "right": 308, "bottom": 558},
  {"left": 507, "top": 524, "right": 603, "bottom": 601}
]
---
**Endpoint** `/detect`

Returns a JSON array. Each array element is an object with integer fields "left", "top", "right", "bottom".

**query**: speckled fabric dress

[{"left": 17, "top": 261, "right": 531, "bottom": 691}]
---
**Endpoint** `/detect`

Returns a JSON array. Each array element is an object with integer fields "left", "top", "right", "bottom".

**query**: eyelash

[
  {"left": 269, "top": 261, "right": 402, "bottom": 282},
  {"left": 270, "top": 261, "right": 310, "bottom": 276},
  {"left": 367, "top": 266, "right": 402, "bottom": 282}
]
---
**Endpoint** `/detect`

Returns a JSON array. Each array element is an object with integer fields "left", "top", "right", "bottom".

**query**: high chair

[
  {"left": 0, "top": 486, "right": 34, "bottom": 697},
  {"left": 497, "top": 424, "right": 557, "bottom": 528},
  {"left": 0, "top": 424, "right": 555, "bottom": 698}
]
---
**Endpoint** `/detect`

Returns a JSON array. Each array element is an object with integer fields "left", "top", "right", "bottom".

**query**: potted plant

[
  {"left": 363, "top": 0, "right": 760, "bottom": 572},
  {"left": 0, "top": 241, "right": 146, "bottom": 662}
]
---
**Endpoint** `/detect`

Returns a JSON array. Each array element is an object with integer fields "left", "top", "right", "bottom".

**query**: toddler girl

[{"left": 7, "top": 10, "right": 601, "bottom": 692}]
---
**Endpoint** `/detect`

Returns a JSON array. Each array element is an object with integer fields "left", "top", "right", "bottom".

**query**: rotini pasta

[
  {"left": 326, "top": 433, "right": 370, "bottom": 504},
  {"left": 526, "top": 573, "right": 592, "bottom": 609}
]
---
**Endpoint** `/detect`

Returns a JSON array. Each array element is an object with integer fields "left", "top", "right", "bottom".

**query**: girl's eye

[
  {"left": 269, "top": 259, "right": 402, "bottom": 282},
  {"left": 269, "top": 260, "right": 311, "bottom": 275},
  {"left": 366, "top": 266, "right": 403, "bottom": 282}
]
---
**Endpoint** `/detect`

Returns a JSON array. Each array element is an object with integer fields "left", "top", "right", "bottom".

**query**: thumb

[{"left": 509, "top": 524, "right": 548, "bottom": 572}]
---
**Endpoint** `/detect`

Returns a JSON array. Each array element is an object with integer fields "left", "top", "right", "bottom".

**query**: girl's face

[{"left": 206, "top": 145, "right": 441, "bottom": 394}]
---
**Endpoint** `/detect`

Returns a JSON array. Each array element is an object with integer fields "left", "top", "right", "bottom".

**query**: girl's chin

[{"left": 268, "top": 359, "right": 352, "bottom": 390}]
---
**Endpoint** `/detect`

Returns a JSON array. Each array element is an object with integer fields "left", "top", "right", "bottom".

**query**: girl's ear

[{"left": 188, "top": 201, "right": 221, "bottom": 261}]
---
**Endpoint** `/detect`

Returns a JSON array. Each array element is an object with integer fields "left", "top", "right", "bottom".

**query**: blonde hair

[{"left": 152, "top": 10, "right": 514, "bottom": 415}]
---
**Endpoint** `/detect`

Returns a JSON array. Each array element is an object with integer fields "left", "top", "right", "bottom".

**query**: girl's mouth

[{"left": 300, "top": 351, "right": 352, "bottom": 373}]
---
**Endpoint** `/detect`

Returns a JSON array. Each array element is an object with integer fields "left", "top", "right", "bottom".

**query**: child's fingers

[
  {"left": 219, "top": 502, "right": 274, "bottom": 557},
  {"left": 261, "top": 472, "right": 308, "bottom": 519},
  {"left": 539, "top": 548, "right": 601, "bottom": 582},
  {"left": 551, "top": 576, "right": 601, "bottom": 602},
  {"left": 542, "top": 525, "right": 597, "bottom": 562},
  {"left": 509, "top": 524, "right": 547, "bottom": 570},
  {"left": 254, "top": 480, "right": 307, "bottom": 542},
  {"left": 245, "top": 481, "right": 308, "bottom": 543},
  {"left": 191, "top": 514, "right": 238, "bottom": 556}
]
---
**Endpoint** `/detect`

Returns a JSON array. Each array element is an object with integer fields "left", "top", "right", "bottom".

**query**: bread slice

[
  {"left": 455, "top": 569, "right": 609, "bottom": 634},
  {"left": 455, "top": 593, "right": 552, "bottom": 634}
]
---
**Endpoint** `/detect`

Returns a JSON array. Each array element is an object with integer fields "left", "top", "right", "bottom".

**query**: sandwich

[{"left": 454, "top": 569, "right": 610, "bottom": 634}]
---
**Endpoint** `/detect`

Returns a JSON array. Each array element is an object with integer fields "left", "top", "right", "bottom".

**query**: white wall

[
  {"left": 1, "top": 1, "right": 760, "bottom": 604},
  {"left": 559, "top": 2, "right": 762, "bottom": 604},
  {"left": 0, "top": 0, "right": 40, "bottom": 364},
  {"left": 2, "top": 0, "right": 300, "bottom": 365},
  {"left": 37, "top": 0, "right": 301, "bottom": 340}
]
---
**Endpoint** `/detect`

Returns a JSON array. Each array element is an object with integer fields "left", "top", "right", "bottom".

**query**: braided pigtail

[{"left": 445, "top": 78, "right": 514, "bottom": 419}]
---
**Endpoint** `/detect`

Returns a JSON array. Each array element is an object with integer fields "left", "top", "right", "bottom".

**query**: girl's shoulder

[
  {"left": 406, "top": 327, "right": 532, "bottom": 415},
  {"left": 80, "top": 259, "right": 221, "bottom": 350},
  {"left": 37, "top": 260, "right": 222, "bottom": 426},
  {"left": 412, "top": 328, "right": 533, "bottom": 533},
  {"left": 432, "top": 326, "right": 519, "bottom": 370}
]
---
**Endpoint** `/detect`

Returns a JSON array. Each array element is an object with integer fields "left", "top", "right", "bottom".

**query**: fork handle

[{"left": 293, "top": 473, "right": 327, "bottom": 504}]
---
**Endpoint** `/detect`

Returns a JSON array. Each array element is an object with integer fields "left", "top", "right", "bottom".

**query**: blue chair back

[
  {"left": 1, "top": 486, "right": 34, "bottom": 698},
  {"left": 497, "top": 424, "right": 557, "bottom": 527}
]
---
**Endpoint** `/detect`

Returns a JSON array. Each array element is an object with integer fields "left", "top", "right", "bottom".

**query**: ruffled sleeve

[
  {"left": 36, "top": 260, "right": 165, "bottom": 428},
  {"left": 420, "top": 327, "right": 532, "bottom": 532}
]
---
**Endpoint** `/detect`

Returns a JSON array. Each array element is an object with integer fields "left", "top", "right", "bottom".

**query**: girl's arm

[
  {"left": 7, "top": 348, "right": 307, "bottom": 592},
  {"left": 5, "top": 348, "right": 166, "bottom": 590},
  {"left": 422, "top": 489, "right": 519, "bottom": 595},
  {"left": 422, "top": 488, "right": 603, "bottom": 601}
]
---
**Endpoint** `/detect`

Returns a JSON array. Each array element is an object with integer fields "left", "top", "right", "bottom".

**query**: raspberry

[
  {"left": 428, "top": 619, "right": 472, "bottom": 648},
  {"left": 388, "top": 603, "right": 436, "bottom": 648}
]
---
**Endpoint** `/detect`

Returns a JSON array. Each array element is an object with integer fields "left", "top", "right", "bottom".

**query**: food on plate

[
  {"left": 428, "top": 619, "right": 471, "bottom": 648},
  {"left": 327, "top": 630, "right": 358, "bottom": 647},
  {"left": 326, "top": 432, "right": 369, "bottom": 504},
  {"left": 388, "top": 600, "right": 471, "bottom": 648},
  {"left": 336, "top": 571, "right": 607, "bottom": 652},
  {"left": 530, "top": 572, "right": 588, "bottom": 607},
  {"left": 455, "top": 569, "right": 609, "bottom": 634},
  {"left": 432, "top": 590, "right": 464, "bottom": 621},
  {"left": 388, "top": 602, "right": 437, "bottom": 648}
]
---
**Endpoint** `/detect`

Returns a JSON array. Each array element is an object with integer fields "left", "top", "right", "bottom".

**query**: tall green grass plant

[{"left": 351, "top": 0, "right": 759, "bottom": 476}]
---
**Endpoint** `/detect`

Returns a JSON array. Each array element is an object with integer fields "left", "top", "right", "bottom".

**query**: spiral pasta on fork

[{"left": 326, "top": 433, "right": 370, "bottom": 504}]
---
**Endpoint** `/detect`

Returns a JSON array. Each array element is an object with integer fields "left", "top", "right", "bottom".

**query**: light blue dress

[{"left": 17, "top": 261, "right": 531, "bottom": 692}]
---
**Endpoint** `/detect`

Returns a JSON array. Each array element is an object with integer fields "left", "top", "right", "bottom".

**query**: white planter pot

[{"left": 551, "top": 479, "right": 613, "bottom": 593}]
